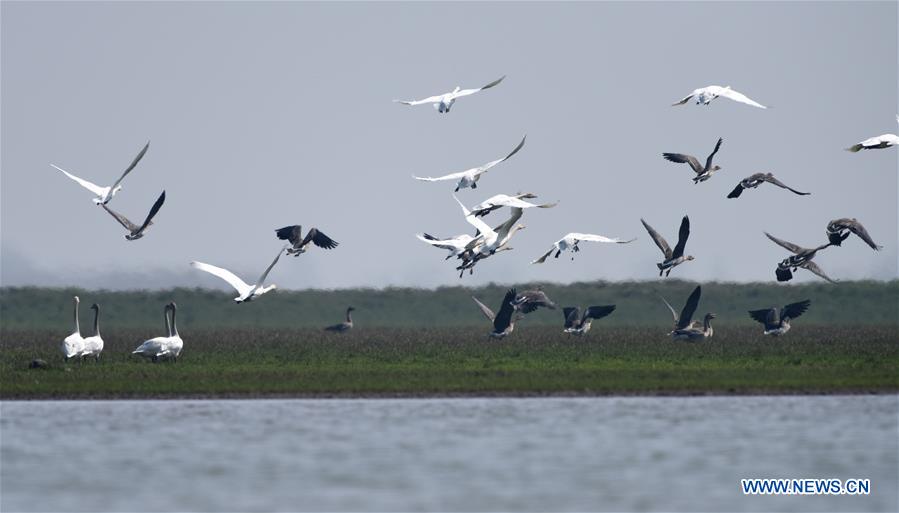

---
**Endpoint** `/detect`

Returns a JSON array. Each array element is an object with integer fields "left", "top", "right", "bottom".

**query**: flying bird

[
  {"left": 748, "top": 300, "right": 811, "bottom": 336},
  {"left": 727, "top": 173, "right": 809, "bottom": 199},
  {"left": 531, "top": 233, "right": 635, "bottom": 264},
  {"left": 511, "top": 289, "right": 557, "bottom": 314},
  {"left": 672, "top": 85, "right": 767, "bottom": 109},
  {"left": 663, "top": 138, "right": 724, "bottom": 184},
  {"left": 413, "top": 136, "right": 526, "bottom": 192},
  {"left": 455, "top": 206, "right": 526, "bottom": 277},
  {"left": 562, "top": 305, "right": 616, "bottom": 336},
  {"left": 275, "top": 225, "right": 339, "bottom": 256},
  {"left": 101, "top": 190, "right": 166, "bottom": 240},
  {"left": 416, "top": 233, "right": 477, "bottom": 260},
  {"left": 471, "top": 288, "right": 521, "bottom": 339},
  {"left": 765, "top": 232, "right": 835, "bottom": 283},
  {"left": 641, "top": 216, "right": 694, "bottom": 277},
  {"left": 51, "top": 141, "right": 150, "bottom": 205},
  {"left": 846, "top": 116, "right": 899, "bottom": 152},
  {"left": 826, "top": 218, "right": 882, "bottom": 250},
  {"left": 394, "top": 75, "right": 505, "bottom": 113},
  {"left": 468, "top": 193, "right": 558, "bottom": 218},
  {"left": 190, "top": 246, "right": 286, "bottom": 302},
  {"left": 324, "top": 307, "right": 355, "bottom": 333},
  {"left": 660, "top": 285, "right": 715, "bottom": 341}
]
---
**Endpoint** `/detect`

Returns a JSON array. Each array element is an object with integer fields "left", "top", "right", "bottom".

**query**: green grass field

[{"left": 3, "top": 325, "right": 897, "bottom": 398}]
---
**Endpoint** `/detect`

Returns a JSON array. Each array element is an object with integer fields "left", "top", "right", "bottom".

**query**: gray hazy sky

[{"left": 2, "top": 1, "right": 897, "bottom": 290}]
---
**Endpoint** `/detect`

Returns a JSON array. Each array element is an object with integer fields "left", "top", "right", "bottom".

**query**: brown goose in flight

[
  {"left": 101, "top": 191, "right": 166, "bottom": 241},
  {"left": 748, "top": 300, "right": 811, "bottom": 336},
  {"left": 641, "top": 216, "right": 694, "bottom": 277},
  {"left": 727, "top": 173, "right": 809, "bottom": 199},
  {"left": 765, "top": 233, "right": 835, "bottom": 283},
  {"left": 275, "top": 225, "right": 339, "bottom": 256},
  {"left": 663, "top": 138, "right": 723, "bottom": 184},
  {"left": 826, "top": 218, "right": 882, "bottom": 250},
  {"left": 562, "top": 305, "right": 616, "bottom": 336},
  {"left": 511, "top": 289, "right": 557, "bottom": 314},
  {"left": 471, "top": 288, "right": 520, "bottom": 339}
]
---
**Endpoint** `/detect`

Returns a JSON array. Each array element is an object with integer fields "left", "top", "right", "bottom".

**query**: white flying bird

[
  {"left": 190, "top": 246, "right": 286, "bottom": 303},
  {"left": 531, "top": 233, "right": 635, "bottom": 264},
  {"left": 416, "top": 233, "right": 476, "bottom": 260},
  {"left": 51, "top": 141, "right": 150, "bottom": 205},
  {"left": 413, "top": 136, "right": 526, "bottom": 192},
  {"left": 846, "top": 116, "right": 899, "bottom": 152},
  {"left": 469, "top": 193, "right": 558, "bottom": 217},
  {"left": 394, "top": 76, "right": 505, "bottom": 113},
  {"left": 672, "top": 85, "right": 766, "bottom": 109}
]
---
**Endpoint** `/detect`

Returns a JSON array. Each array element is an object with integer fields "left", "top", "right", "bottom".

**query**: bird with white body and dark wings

[
  {"left": 748, "top": 300, "right": 811, "bottom": 336},
  {"left": 765, "top": 233, "right": 835, "bottom": 283},
  {"left": 471, "top": 288, "right": 521, "bottom": 339},
  {"left": 641, "top": 216, "right": 694, "bottom": 277},
  {"left": 101, "top": 191, "right": 166, "bottom": 241},
  {"left": 275, "top": 225, "right": 339, "bottom": 256},
  {"left": 727, "top": 173, "right": 809, "bottom": 199},
  {"left": 510, "top": 289, "right": 557, "bottom": 314},
  {"left": 826, "top": 218, "right": 882, "bottom": 251},
  {"left": 663, "top": 138, "right": 724, "bottom": 184},
  {"left": 562, "top": 305, "right": 616, "bottom": 336}
]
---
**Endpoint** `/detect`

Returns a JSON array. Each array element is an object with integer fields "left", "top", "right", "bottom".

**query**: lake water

[{"left": 1, "top": 396, "right": 896, "bottom": 512}]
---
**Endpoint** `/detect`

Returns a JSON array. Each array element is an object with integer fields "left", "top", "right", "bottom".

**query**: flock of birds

[{"left": 51, "top": 77, "right": 893, "bottom": 357}]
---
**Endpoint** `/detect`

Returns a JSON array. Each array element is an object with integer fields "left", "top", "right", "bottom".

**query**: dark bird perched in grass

[
  {"left": 324, "top": 307, "right": 355, "bottom": 333},
  {"left": 641, "top": 215, "right": 694, "bottom": 277},
  {"left": 826, "top": 218, "right": 882, "bottom": 250},
  {"left": 748, "top": 300, "right": 811, "bottom": 336},
  {"left": 660, "top": 285, "right": 715, "bottom": 341},
  {"left": 765, "top": 233, "right": 835, "bottom": 283},
  {"left": 275, "top": 225, "right": 339, "bottom": 256},
  {"left": 562, "top": 305, "right": 616, "bottom": 336},
  {"left": 727, "top": 173, "right": 809, "bottom": 199},
  {"left": 663, "top": 138, "right": 723, "bottom": 183},
  {"left": 101, "top": 190, "right": 166, "bottom": 240},
  {"left": 471, "top": 289, "right": 521, "bottom": 339},
  {"left": 511, "top": 289, "right": 557, "bottom": 314}
]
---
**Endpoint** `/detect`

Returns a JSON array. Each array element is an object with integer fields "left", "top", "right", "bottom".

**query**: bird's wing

[
  {"left": 101, "top": 204, "right": 140, "bottom": 232},
  {"left": 845, "top": 143, "right": 865, "bottom": 153},
  {"left": 475, "top": 136, "right": 526, "bottom": 175},
  {"left": 568, "top": 233, "right": 635, "bottom": 244},
  {"left": 110, "top": 141, "right": 150, "bottom": 190},
  {"left": 727, "top": 183, "right": 745, "bottom": 198},
  {"left": 275, "top": 225, "right": 303, "bottom": 245},
  {"left": 671, "top": 216, "right": 690, "bottom": 259},
  {"left": 563, "top": 307, "right": 580, "bottom": 328},
  {"left": 659, "top": 296, "right": 679, "bottom": 324},
  {"left": 530, "top": 246, "right": 555, "bottom": 265},
  {"left": 748, "top": 308, "right": 774, "bottom": 326},
  {"left": 393, "top": 94, "right": 445, "bottom": 106},
  {"left": 515, "top": 291, "right": 556, "bottom": 313},
  {"left": 455, "top": 195, "right": 496, "bottom": 238},
  {"left": 412, "top": 169, "right": 472, "bottom": 182},
  {"left": 704, "top": 138, "right": 723, "bottom": 170},
  {"left": 416, "top": 233, "right": 468, "bottom": 251},
  {"left": 662, "top": 153, "right": 703, "bottom": 174},
  {"left": 303, "top": 228, "right": 339, "bottom": 250},
  {"left": 678, "top": 286, "right": 702, "bottom": 329},
  {"left": 135, "top": 190, "right": 166, "bottom": 234},
  {"left": 641, "top": 219, "right": 672, "bottom": 258},
  {"left": 448, "top": 75, "right": 505, "bottom": 99},
  {"left": 781, "top": 300, "right": 811, "bottom": 320},
  {"left": 190, "top": 261, "right": 251, "bottom": 295},
  {"left": 254, "top": 246, "right": 286, "bottom": 286},
  {"left": 803, "top": 261, "right": 836, "bottom": 283},
  {"left": 765, "top": 232, "right": 804, "bottom": 254},
  {"left": 471, "top": 296, "right": 496, "bottom": 322},
  {"left": 715, "top": 87, "right": 767, "bottom": 108},
  {"left": 51, "top": 164, "right": 106, "bottom": 196},
  {"left": 762, "top": 174, "right": 810, "bottom": 196},
  {"left": 484, "top": 195, "right": 555, "bottom": 210},
  {"left": 846, "top": 220, "right": 882, "bottom": 251},
  {"left": 671, "top": 90, "right": 696, "bottom": 106},
  {"left": 584, "top": 305, "right": 616, "bottom": 321},
  {"left": 493, "top": 289, "right": 517, "bottom": 332}
]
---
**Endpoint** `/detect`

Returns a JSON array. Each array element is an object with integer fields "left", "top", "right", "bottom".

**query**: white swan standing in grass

[
  {"left": 394, "top": 75, "right": 505, "bottom": 113},
  {"left": 133, "top": 303, "right": 177, "bottom": 362},
  {"left": 60, "top": 296, "right": 84, "bottom": 362},
  {"left": 79, "top": 303, "right": 104, "bottom": 362},
  {"left": 190, "top": 246, "right": 286, "bottom": 303},
  {"left": 672, "top": 85, "right": 767, "bottom": 109},
  {"left": 846, "top": 116, "right": 899, "bottom": 152},
  {"left": 531, "top": 233, "right": 635, "bottom": 264},
  {"left": 51, "top": 141, "right": 150, "bottom": 205},
  {"left": 164, "top": 302, "right": 183, "bottom": 360},
  {"left": 413, "top": 136, "right": 526, "bottom": 192}
]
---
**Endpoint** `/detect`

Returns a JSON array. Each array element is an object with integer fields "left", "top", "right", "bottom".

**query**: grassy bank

[{"left": 2, "top": 326, "right": 897, "bottom": 399}]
